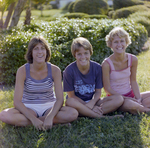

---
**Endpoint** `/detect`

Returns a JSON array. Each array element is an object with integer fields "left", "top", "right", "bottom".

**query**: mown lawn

[
  {"left": 1, "top": 9, "right": 67, "bottom": 25},
  {"left": 0, "top": 49, "right": 150, "bottom": 148}
]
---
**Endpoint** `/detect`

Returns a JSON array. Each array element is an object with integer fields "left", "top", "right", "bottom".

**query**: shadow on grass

[{"left": 0, "top": 113, "right": 149, "bottom": 148}]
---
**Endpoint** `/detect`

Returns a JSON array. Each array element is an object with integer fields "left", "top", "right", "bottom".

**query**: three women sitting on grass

[{"left": 0, "top": 27, "right": 150, "bottom": 130}]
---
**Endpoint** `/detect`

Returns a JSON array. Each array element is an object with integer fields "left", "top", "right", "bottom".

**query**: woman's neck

[
  {"left": 32, "top": 62, "right": 47, "bottom": 71},
  {"left": 112, "top": 53, "right": 126, "bottom": 62}
]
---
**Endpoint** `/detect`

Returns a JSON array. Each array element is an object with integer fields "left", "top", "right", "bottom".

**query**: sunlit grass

[{"left": 1, "top": 48, "right": 150, "bottom": 148}]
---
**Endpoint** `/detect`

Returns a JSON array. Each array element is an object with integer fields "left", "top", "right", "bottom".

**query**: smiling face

[
  {"left": 111, "top": 35, "right": 127, "bottom": 54},
  {"left": 75, "top": 47, "right": 91, "bottom": 68},
  {"left": 32, "top": 43, "right": 47, "bottom": 64}
]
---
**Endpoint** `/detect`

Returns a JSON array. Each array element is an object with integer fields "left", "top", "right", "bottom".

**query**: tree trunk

[
  {"left": 9, "top": 0, "right": 27, "bottom": 28},
  {"left": 0, "top": 19, "right": 3, "bottom": 28},
  {"left": 3, "top": 2, "right": 16, "bottom": 29},
  {"left": 24, "top": 2, "right": 31, "bottom": 25}
]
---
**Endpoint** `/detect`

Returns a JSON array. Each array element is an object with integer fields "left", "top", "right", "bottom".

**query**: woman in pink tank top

[{"left": 102, "top": 27, "right": 150, "bottom": 114}]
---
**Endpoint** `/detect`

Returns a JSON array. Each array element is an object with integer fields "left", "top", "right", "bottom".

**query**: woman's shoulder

[
  {"left": 101, "top": 55, "right": 112, "bottom": 67},
  {"left": 50, "top": 63, "right": 61, "bottom": 73},
  {"left": 17, "top": 64, "right": 26, "bottom": 73},
  {"left": 16, "top": 64, "right": 26, "bottom": 79},
  {"left": 127, "top": 53, "right": 137, "bottom": 61}
]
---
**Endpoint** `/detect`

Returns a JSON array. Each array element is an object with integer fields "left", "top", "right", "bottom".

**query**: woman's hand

[
  {"left": 92, "top": 106, "right": 103, "bottom": 115},
  {"left": 123, "top": 96, "right": 141, "bottom": 104},
  {"left": 31, "top": 118, "right": 44, "bottom": 130},
  {"left": 43, "top": 117, "right": 53, "bottom": 130}
]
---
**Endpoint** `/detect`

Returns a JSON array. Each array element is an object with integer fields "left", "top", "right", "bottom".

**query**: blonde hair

[
  {"left": 71, "top": 37, "right": 93, "bottom": 57},
  {"left": 105, "top": 27, "right": 131, "bottom": 48}
]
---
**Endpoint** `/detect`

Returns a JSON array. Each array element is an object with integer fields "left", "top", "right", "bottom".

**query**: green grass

[
  {"left": 1, "top": 9, "right": 67, "bottom": 25},
  {"left": 1, "top": 49, "right": 150, "bottom": 147}
]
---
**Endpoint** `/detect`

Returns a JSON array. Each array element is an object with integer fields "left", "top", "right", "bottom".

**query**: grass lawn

[
  {"left": 1, "top": 9, "right": 67, "bottom": 26},
  {"left": 1, "top": 49, "right": 150, "bottom": 147}
]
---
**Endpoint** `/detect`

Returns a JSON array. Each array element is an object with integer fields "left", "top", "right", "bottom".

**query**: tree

[
  {"left": 24, "top": 0, "right": 31, "bottom": 25},
  {"left": 0, "top": 0, "right": 10, "bottom": 28},
  {"left": 3, "top": 1, "right": 16, "bottom": 29},
  {"left": 9, "top": 0, "right": 27, "bottom": 28}
]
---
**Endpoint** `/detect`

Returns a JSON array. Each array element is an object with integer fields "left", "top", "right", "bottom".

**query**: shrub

[
  {"left": 68, "top": 1, "right": 75, "bottom": 13},
  {"left": 63, "top": 13, "right": 88, "bottom": 19},
  {"left": 61, "top": 1, "right": 72, "bottom": 10},
  {"left": 82, "top": 15, "right": 108, "bottom": 19},
  {"left": 113, "top": 0, "right": 144, "bottom": 10},
  {"left": 108, "top": 10, "right": 115, "bottom": 18},
  {"left": 0, "top": 18, "right": 148, "bottom": 85},
  {"left": 73, "top": 0, "right": 108, "bottom": 15},
  {"left": 113, "top": 5, "right": 149, "bottom": 19},
  {"left": 129, "top": 11, "right": 150, "bottom": 36}
]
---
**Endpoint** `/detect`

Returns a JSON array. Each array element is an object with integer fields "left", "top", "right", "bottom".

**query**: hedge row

[
  {"left": 0, "top": 18, "right": 148, "bottom": 85},
  {"left": 68, "top": 0, "right": 108, "bottom": 15},
  {"left": 63, "top": 13, "right": 108, "bottom": 19},
  {"left": 128, "top": 11, "right": 150, "bottom": 36},
  {"left": 113, "top": 0, "right": 143, "bottom": 10},
  {"left": 113, "top": 5, "right": 149, "bottom": 19}
]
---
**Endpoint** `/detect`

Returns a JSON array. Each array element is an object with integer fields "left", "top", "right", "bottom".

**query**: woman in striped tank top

[
  {"left": 0, "top": 36, "right": 78, "bottom": 130},
  {"left": 102, "top": 27, "right": 150, "bottom": 114}
]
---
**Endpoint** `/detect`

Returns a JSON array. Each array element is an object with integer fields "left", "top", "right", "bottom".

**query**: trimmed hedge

[
  {"left": 0, "top": 18, "right": 148, "bottom": 85},
  {"left": 63, "top": 13, "right": 108, "bottom": 19},
  {"left": 73, "top": 0, "right": 108, "bottom": 15},
  {"left": 113, "top": 5, "right": 149, "bottom": 19},
  {"left": 129, "top": 11, "right": 150, "bottom": 36},
  {"left": 113, "top": 0, "right": 143, "bottom": 10},
  {"left": 63, "top": 13, "right": 88, "bottom": 19},
  {"left": 68, "top": 1, "right": 75, "bottom": 13}
]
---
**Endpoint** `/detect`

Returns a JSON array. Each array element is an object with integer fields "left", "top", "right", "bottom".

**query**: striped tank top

[{"left": 22, "top": 62, "right": 56, "bottom": 104}]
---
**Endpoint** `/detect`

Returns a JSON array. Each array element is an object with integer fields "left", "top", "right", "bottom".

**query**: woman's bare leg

[
  {"left": 65, "top": 98, "right": 103, "bottom": 118},
  {"left": 0, "top": 108, "right": 36, "bottom": 126},
  {"left": 119, "top": 99, "right": 150, "bottom": 114},
  {"left": 141, "top": 91, "right": 150, "bottom": 108},
  {"left": 39, "top": 106, "right": 78, "bottom": 124},
  {"left": 96, "top": 94, "right": 124, "bottom": 114}
]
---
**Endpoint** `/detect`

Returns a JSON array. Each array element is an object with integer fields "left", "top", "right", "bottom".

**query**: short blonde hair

[
  {"left": 71, "top": 37, "right": 93, "bottom": 57},
  {"left": 105, "top": 27, "right": 131, "bottom": 48}
]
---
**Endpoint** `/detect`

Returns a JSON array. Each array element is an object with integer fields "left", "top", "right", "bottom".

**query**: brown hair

[
  {"left": 71, "top": 37, "right": 93, "bottom": 57},
  {"left": 25, "top": 36, "right": 51, "bottom": 63},
  {"left": 105, "top": 27, "right": 131, "bottom": 48}
]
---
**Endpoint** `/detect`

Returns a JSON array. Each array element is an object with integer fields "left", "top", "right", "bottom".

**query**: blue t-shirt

[{"left": 63, "top": 60, "right": 103, "bottom": 101}]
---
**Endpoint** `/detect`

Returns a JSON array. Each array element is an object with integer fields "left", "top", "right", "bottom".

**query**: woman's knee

[
  {"left": 0, "top": 109, "right": 13, "bottom": 124},
  {"left": 63, "top": 106, "right": 78, "bottom": 121},
  {"left": 113, "top": 95, "right": 124, "bottom": 107},
  {"left": 68, "top": 107, "right": 78, "bottom": 121}
]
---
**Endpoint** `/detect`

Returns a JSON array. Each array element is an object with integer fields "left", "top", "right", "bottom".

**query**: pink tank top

[{"left": 106, "top": 54, "right": 132, "bottom": 95}]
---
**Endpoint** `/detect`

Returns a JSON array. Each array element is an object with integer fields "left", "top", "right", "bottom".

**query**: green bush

[
  {"left": 61, "top": 1, "right": 72, "bottom": 10},
  {"left": 68, "top": 1, "right": 75, "bottom": 13},
  {"left": 82, "top": 15, "right": 108, "bottom": 19},
  {"left": 108, "top": 10, "right": 115, "bottom": 18},
  {"left": 73, "top": 0, "right": 108, "bottom": 15},
  {"left": 113, "top": 0, "right": 143, "bottom": 10},
  {"left": 113, "top": 5, "right": 149, "bottom": 19},
  {"left": 63, "top": 13, "right": 88, "bottom": 19},
  {"left": 129, "top": 11, "right": 150, "bottom": 36},
  {"left": 0, "top": 18, "right": 148, "bottom": 85}
]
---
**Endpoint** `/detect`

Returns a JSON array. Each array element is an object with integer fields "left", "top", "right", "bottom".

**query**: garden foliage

[
  {"left": 113, "top": 0, "right": 143, "bottom": 10},
  {"left": 128, "top": 11, "right": 150, "bottom": 36},
  {"left": 0, "top": 18, "right": 148, "bottom": 85},
  {"left": 63, "top": 13, "right": 108, "bottom": 19},
  {"left": 73, "top": 0, "right": 108, "bottom": 15},
  {"left": 113, "top": 5, "right": 149, "bottom": 19}
]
